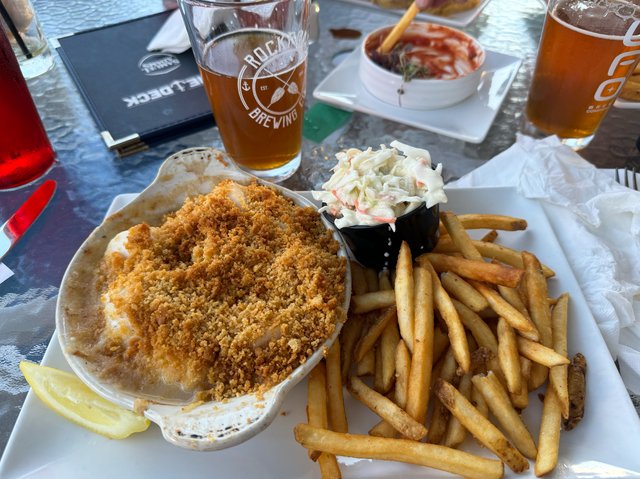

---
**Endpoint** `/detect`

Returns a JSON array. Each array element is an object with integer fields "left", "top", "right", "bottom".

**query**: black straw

[{"left": 0, "top": 2, "right": 32, "bottom": 59}]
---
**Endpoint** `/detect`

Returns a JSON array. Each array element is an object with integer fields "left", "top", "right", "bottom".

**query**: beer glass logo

[
  {"left": 237, "top": 31, "right": 307, "bottom": 129},
  {"left": 592, "top": 20, "right": 640, "bottom": 103}
]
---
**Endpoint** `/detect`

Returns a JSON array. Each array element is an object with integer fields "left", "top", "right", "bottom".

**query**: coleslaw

[{"left": 313, "top": 141, "right": 447, "bottom": 230}]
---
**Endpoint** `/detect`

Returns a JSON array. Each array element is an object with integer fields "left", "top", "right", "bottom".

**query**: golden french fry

[
  {"left": 379, "top": 269, "right": 392, "bottom": 291},
  {"left": 318, "top": 452, "right": 342, "bottom": 479},
  {"left": 370, "top": 338, "right": 412, "bottom": 438},
  {"left": 394, "top": 339, "right": 411, "bottom": 409},
  {"left": 423, "top": 260, "right": 470, "bottom": 373},
  {"left": 434, "top": 240, "right": 555, "bottom": 278},
  {"left": 440, "top": 211, "right": 484, "bottom": 262},
  {"left": 307, "top": 361, "right": 329, "bottom": 461},
  {"left": 354, "top": 306, "right": 397, "bottom": 362},
  {"left": 469, "top": 280, "right": 540, "bottom": 341},
  {"left": 368, "top": 419, "right": 397, "bottom": 438},
  {"left": 379, "top": 319, "right": 400, "bottom": 394},
  {"left": 350, "top": 261, "right": 368, "bottom": 295},
  {"left": 356, "top": 347, "right": 375, "bottom": 377},
  {"left": 480, "top": 230, "right": 499, "bottom": 243},
  {"left": 535, "top": 387, "right": 562, "bottom": 477},
  {"left": 437, "top": 213, "right": 528, "bottom": 233},
  {"left": 441, "top": 272, "right": 490, "bottom": 313},
  {"left": 326, "top": 339, "right": 348, "bottom": 433},
  {"left": 377, "top": 1, "right": 419, "bottom": 54},
  {"left": 293, "top": 424, "right": 504, "bottom": 479},
  {"left": 405, "top": 265, "right": 433, "bottom": 424},
  {"left": 364, "top": 267, "right": 379, "bottom": 294},
  {"left": 510, "top": 356, "right": 532, "bottom": 411},
  {"left": 374, "top": 343, "right": 385, "bottom": 393},
  {"left": 351, "top": 290, "right": 396, "bottom": 314},
  {"left": 523, "top": 252, "right": 553, "bottom": 390},
  {"left": 395, "top": 241, "right": 415, "bottom": 352},
  {"left": 340, "top": 315, "right": 365, "bottom": 382},
  {"left": 443, "top": 373, "right": 472, "bottom": 448},
  {"left": 517, "top": 337, "right": 570, "bottom": 368},
  {"left": 434, "top": 378, "right": 529, "bottom": 473},
  {"left": 471, "top": 384, "right": 489, "bottom": 418},
  {"left": 437, "top": 347, "right": 459, "bottom": 387},
  {"left": 497, "top": 318, "right": 522, "bottom": 394},
  {"left": 497, "top": 284, "right": 531, "bottom": 319},
  {"left": 518, "top": 277, "right": 529, "bottom": 311},
  {"left": 348, "top": 376, "right": 426, "bottom": 441},
  {"left": 550, "top": 293, "right": 570, "bottom": 419},
  {"left": 427, "top": 348, "right": 457, "bottom": 445},
  {"left": 452, "top": 299, "right": 498, "bottom": 354},
  {"left": 466, "top": 333, "right": 478, "bottom": 353},
  {"left": 419, "top": 253, "right": 524, "bottom": 288},
  {"left": 472, "top": 372, "right": 537, "bottom": 459}
]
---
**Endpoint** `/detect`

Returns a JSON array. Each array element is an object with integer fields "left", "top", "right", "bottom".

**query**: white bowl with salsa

[{"left": 359, "top": 23, "right": 485, "bottom": 110}]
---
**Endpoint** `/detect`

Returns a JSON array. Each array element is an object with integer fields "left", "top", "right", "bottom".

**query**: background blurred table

[{"left": 1, "top": 0, "right": 639, "bottom": 458}]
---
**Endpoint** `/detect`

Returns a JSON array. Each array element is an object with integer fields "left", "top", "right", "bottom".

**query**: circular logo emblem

[
  {"left": 243, "top": 50, "right": 303, "bottom": 116},
  {"left": 237, "top": 36, "right": 306, "bottom": 129},
  {"left": 138, "top": 53, "right": 181, "bottom": 76}
]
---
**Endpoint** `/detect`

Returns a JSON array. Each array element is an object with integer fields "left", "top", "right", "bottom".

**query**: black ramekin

[{"left": 323, "top": 202, "right": 440, "bottom": 271}]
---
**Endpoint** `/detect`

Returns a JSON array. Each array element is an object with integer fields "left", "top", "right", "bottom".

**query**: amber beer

[
  {"left": 199, "top": 30, "right": 307, "bottom": 173},
  {"left": 525, "top": 0, "right": 640, "bottom": 147}
]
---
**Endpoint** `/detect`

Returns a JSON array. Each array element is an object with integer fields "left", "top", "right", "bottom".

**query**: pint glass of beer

[
  {"left": 179, "top": 0, "right": 310, "bottom": 182},
  {"left": 524, "top": 0, "right": 640, "bottom": 149}
]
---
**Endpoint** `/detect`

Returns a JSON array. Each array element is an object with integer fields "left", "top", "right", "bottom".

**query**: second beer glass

[
  {"left": 179, "top": 0, "right": 310, "bottom": 182},
  {"left": 524, "top": 0, "right": 640, "bottom": 149}
]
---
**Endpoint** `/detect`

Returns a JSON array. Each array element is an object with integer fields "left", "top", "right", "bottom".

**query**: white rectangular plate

[
  {"left": 614, "top": 97, "right": 640, "bottom": 109},
  {"left": 335, "top": 0, "right": 491, "bottom": 28},
  {"left": 2, "top": 187, "right": 640, "bottom": 479},
  {"left": 313, "top": 48, "right": 521, "bottom": 144}
]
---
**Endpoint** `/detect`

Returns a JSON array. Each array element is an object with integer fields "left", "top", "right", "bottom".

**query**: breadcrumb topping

[{"left": 98, "top": 180, "right": 346, "bottom": 401}]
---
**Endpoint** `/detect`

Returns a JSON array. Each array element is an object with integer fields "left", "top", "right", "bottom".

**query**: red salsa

[{"left": 366, "top": 23, "right": 484, "bottom": 81}]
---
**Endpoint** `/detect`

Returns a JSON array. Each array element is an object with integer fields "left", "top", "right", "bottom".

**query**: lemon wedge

[{"left": 20, "top": 360, "right": 150, "bottom": 439}]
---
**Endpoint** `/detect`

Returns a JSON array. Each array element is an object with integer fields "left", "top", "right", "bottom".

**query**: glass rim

[{"left": 543, "top": 0, "right": 640, "bottom": 41}]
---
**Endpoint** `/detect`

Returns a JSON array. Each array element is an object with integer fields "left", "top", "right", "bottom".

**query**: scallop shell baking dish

[{"left": 56, "top": 147, "right": 351, "bottom": 451}]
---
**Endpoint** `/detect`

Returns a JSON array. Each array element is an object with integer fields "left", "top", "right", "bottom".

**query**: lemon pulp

[{"left": 19, "top": 361, "right": 150, "bottom": 439}]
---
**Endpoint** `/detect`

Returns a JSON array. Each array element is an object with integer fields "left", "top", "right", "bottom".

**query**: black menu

[{"left": 55, "top": 11, "right": 214, "bottom": 157}]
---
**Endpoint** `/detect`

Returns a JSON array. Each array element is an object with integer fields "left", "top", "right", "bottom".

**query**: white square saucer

[{"left": 313, "top": 48, "right": 522, "bottom": 144}]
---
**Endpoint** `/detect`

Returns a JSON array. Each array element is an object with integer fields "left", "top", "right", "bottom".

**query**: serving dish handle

[{"left": 146, "top": 384, "right": 286, "bottom": 451}]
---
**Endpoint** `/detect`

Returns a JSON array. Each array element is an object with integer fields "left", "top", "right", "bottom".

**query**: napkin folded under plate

[
  {"left": 449, "top": 134, "right": 640, "bottom": 394},
  {"left": 146, "top": 9, "right": 191, "bottom": 54}
]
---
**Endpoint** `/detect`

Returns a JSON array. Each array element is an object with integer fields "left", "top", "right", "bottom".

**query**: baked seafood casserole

[{"left": 68, "top": 179, "right": 347, "bottom": 403}]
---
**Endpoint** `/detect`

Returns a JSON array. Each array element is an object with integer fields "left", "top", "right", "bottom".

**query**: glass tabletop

[{"left": 1, "top": 0, "right": 639, "bottom": 459}]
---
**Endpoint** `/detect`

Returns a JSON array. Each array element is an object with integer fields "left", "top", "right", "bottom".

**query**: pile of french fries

[{"left": 294, "top": 212, "right": 586, "bottom": 479}]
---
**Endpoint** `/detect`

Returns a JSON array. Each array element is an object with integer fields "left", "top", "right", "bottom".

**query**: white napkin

[
  {"left": 449, "top": 134, "right": 640, "bottom": 394},
  {"left": 147, "top": 9, "right": 191, "bottom": 54}
]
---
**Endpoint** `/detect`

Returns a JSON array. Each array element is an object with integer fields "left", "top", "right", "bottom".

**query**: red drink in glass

[{"left": 0, "top": 27, "right": 55, "bottom": 190}]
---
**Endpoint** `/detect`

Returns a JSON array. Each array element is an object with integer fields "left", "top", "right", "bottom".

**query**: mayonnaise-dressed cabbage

[{"left": 313, "top": 141, "right": 447, "bottom": 230}]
